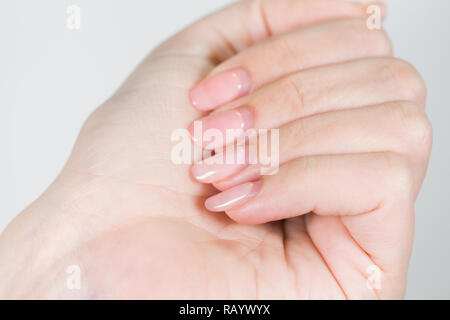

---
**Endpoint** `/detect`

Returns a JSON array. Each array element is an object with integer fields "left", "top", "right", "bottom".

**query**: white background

[{"left": 1, "top": 0, "right": 449, "bottom": 299}]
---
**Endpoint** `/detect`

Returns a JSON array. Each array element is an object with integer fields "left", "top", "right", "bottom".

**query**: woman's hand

[{"left": 0, "top": 0, "right": 431, "bottom": 299}]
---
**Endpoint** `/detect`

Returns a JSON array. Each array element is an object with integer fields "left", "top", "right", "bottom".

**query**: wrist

[{"left": 0, "top": 171, "right": 93, "bottom": 298}]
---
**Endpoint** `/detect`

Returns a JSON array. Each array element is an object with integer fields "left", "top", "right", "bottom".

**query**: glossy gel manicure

[
  {"left": 205, "top": 181, "right": 262, "bottom": 212},
  {"left": 191, "top": 146, "right": 249, "bottom": 183},
  {"left": 188, "top": 107, "right": 253, "bottom": 149},
  {"left": 190, "top": 68, "right": 251, "bottom": 111}
]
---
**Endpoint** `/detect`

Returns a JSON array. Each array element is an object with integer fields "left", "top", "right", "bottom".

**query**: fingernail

[
  {"left": 191, "top": 147, "right": 249, "bottom": 183},
  {"left": 188, "top": 107, "right": 253, "bottom": 149},
  {"left": 213, "top": 166, "right": 262, "bottom": 191},
  {"left": 205, "top": 181, "right": 262, "bottom": 212},
  {"left": 190, "top": 68, "right": 251, "bottom": 111}
]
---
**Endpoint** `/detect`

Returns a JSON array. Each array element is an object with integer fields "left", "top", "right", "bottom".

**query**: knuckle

[
  {"left": 389, "top": 102, "right": 433, "bottom": 152},
  {"left": 382, "top": 152, "right": 415, "bottom": 196},
  {"left": 379, "top": 58, "right": 427, "bottom": 107},
  {"left": 376, "top": 29, "right": 393, "bottom": 55},
  {"left": 286, "top": 77, "right": 307, "bottom": 114},
  {"left": 369, "top": 28, "right": 392, "bottom": 55},
  {"left": 275, "top": 36, "right": 299, "bottom": 63}
]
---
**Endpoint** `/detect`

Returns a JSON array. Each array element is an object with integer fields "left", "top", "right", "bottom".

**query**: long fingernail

[
  {"left": 205, "top": 181, "right": 262, "bottom": 212},
  {"left": 191, "top": 147, "right": 249, "bottom": 183},
  {"left": 213, "top": 166, "right": 262, "bottom": 191},
  {"left": 190, "top": 68, "right": 251, "bottom": 111},
  {"left": 188, "top": 107, "right": 253, "bottom": 149}
]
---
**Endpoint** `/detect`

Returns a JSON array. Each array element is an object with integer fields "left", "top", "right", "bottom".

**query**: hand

[{"left": 0, "top": 0, "right": 431, "bottom": 299}]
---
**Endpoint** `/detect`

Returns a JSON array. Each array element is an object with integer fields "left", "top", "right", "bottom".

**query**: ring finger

[
  {"left": 189, "top": 57, "right": 425, "bottom": 150},
  {"left": 191, "top": 101, "right": 431, "bottom": 194}
]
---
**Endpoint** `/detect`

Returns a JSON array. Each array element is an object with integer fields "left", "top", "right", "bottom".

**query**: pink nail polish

[
  {"left": 191, "top": 146, "right": 249, "bottom": 183},
  {"left": 205, "top": 181, "right": 262, "bottom": 212},
  {"left": 190, "top": 68, "right": 251, "bottom": 111},
  {"left": 188, "top": 107, "right": 253, "bottom": 149},
  {"left": 213, "top": 166, "right": 262, "bottom": 191}
]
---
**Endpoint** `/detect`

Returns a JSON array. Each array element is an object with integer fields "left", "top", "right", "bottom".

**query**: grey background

[{"left": 1, "top": 0, "right": 449, "bottom": 299}]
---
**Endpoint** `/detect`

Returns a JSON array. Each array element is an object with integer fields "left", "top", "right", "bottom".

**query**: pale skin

[{"left": 0, "top": 0, "right": 432, "bottom": 299}]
